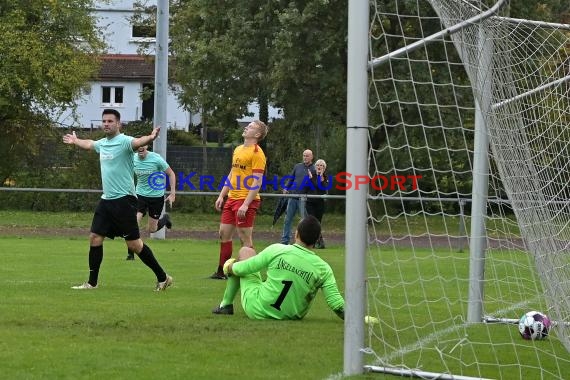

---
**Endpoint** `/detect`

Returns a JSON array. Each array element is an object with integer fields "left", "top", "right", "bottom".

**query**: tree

[
  {"left": 509, "top": 0, "right": 570, "bottom": 23},
  {"left": 170, "top": 0, "right": 278, "bottom": 129},
  {"left": 0, "top": 0, "right": 104, "bottom": 184},
  {"left": 169, "top": 0, "right": 567, "bottom": 197},
  {"left": 266, "top": 0, "right": 348, "bottom": 177},
  {"left": 170, "top": 0, "right": 348, "bottom": 177}
]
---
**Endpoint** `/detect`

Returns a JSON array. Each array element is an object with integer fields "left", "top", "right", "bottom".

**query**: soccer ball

[{"left": 518, "top": 311, "right": 551, "bottom": 340}]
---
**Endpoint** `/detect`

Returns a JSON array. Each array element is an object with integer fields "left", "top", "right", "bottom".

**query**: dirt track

[
  {"left": 0, "top": 225, "right": 337, "bottom": 242},
  {"left": 0, "top": 225, "right": 495, "bottom": 250}
]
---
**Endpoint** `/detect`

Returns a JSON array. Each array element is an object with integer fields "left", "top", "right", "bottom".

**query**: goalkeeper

[{"left": 212, "top": 215, "right": 345, "bottom": 320}]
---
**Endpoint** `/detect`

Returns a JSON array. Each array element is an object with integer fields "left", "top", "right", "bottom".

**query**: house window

[
  {"left": 132, "top": 24, "right": 156, "bottom": 38},
  {"left": 101, "top": 86, "right": 124, "bottom": 106}
]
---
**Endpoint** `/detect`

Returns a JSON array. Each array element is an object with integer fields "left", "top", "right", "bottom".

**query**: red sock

[{"left": 218, "top": 241, "right": 233, "bottom": 269}]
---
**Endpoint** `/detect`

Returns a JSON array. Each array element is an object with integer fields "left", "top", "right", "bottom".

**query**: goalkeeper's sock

[
  {"left": 220, "top": 275, "right": 240, "bottom": 307},
  {"left": 217, "top": 241, "right": 233, "bottom": 271}
]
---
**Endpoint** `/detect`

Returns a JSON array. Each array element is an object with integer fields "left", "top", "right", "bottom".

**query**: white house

[
  {"left": 52, "top": 0, "right": 281, "bottom": 131},
  {"left": 53, "top": 0, "right": 197, "bottom": 130}
]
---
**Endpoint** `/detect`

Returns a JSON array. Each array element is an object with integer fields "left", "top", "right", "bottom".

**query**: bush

[{"left": 168, "top": 129, "right": 200, "bottom": 146}]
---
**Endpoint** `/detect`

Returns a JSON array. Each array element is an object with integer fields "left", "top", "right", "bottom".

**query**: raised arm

[
  {"left": 62, "top": 131, "right": 94, "bottom": 150},
  {"left": 132, "top": 127, "right": 160, "bottom": 150}
]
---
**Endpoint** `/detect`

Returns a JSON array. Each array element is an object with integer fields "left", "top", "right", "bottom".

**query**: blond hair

[
  {"left": 315, "top": 159, "right": 327, "bottom": 171},
  {"left": 252, "top": 120, "right": 269, "bottom": 141}
]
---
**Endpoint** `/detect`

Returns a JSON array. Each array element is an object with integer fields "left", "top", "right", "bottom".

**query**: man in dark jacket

[{"left": 280, "top": 149, "right": 315, "bottom": 244}]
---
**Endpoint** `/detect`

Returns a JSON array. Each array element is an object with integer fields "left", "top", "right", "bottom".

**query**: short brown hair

[{"left": 252, "top": 120, "right": 269, "bottom": 141}]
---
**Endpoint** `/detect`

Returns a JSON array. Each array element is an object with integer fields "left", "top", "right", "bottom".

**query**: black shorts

[
  {"left": 91, "top": 195, "right": 140, "bottom": 241},
  {"left": 136, "top": 195, "right": 165, "bottom": 219}
]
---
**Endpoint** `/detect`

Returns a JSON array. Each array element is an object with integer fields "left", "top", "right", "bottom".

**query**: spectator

[
  {"left": 306, "top": 159, "right": 328, "bottom": 248},
  {"left": 280, "top": 149, "right": 315, "bottom": 244}
]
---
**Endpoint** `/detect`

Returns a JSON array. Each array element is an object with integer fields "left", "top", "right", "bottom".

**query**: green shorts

[{"left": 240, "top": 272, "right": 267, "bottom": 319}]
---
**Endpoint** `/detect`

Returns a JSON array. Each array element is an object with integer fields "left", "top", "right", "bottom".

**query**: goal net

[{"left": 354, "top": 0, "right": 570, "bottom": 378}]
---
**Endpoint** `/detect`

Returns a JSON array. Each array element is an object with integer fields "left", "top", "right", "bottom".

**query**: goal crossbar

[
  {"left": 368, "top": 0, "right": 507, "bottom": 69},
  {"left": 492, "top": 74, "right": 570, "bottom": 111}
]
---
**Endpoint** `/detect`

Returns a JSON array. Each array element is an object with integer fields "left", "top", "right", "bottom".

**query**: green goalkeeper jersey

[{"left": 232, "top": 243, "right": 345, "bottom": 320}]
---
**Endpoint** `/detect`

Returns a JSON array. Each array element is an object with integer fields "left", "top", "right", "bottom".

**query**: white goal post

[{"left": 345, "top": 0, "right": 570, "bottom": 378}]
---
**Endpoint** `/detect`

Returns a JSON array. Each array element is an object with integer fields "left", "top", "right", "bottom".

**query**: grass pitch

[
  {"left": 0, "top": 237, "right": 348, "bottom": 380},
  {"left": 1, "top": 211, "right": 568, "bottom": 379}
]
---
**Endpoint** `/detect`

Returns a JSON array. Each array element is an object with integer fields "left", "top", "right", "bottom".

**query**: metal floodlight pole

[{"left": 151, "top": 0, "right": 169, "bottom": 240}]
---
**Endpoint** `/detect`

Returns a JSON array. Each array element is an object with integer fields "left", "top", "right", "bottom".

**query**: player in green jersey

[
  {"left": 126, "top": 144, "right": 176, "bottom": 260},
  {"left": 212, "top": 215, "right": 344, "bottom": 320},
  {"left": 62, "top": 109, "right": 173, "bottom": 291}
]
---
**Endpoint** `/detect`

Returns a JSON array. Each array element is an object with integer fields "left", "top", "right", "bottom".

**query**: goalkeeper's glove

[{"left": 223, "top": 258, "right": 237, "bottom": 276}]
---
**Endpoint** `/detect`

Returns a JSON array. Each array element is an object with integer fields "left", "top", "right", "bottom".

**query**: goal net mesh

[{"left": 365, "top": 1, "right": 570, "bottom": 378}]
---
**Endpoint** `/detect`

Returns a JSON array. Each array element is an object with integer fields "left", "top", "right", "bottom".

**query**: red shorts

[{"left": 221, "top": 199, "right": 260, "bottom": 227}]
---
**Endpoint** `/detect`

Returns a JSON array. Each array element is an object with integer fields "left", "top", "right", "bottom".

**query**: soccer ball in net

[{"left": 518, "top": 311, "right": 551, "bottom": 340}]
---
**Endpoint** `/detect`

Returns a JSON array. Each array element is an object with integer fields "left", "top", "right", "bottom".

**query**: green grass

[
  {"left": 0, "top": 237, "right": 348, "bottom": 380},
  {"left": 364, "top": 246, "right": 570, "bottom": 379},
  {"left": 0, "top": 211, "right": 563, "bottom": 379}
]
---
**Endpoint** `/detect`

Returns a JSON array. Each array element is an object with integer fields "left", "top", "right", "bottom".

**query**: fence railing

[{"left": 0, "top": 187, "right": 512, "bottom": 252}]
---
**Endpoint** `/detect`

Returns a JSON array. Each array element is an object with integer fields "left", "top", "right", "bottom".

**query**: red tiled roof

[{"left": 98, "top": 54, "right": 156, "bottom": 80}]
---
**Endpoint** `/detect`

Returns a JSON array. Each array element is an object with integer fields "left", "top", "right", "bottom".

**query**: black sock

[
  {"left": 137, "top": 244, "right": 167, "bottom": 282},
  {"left": 157, "top": 218, "right": 166, "bottom": 231},
  {"left": 88, "top": 245, "right": 103, "bottom": 286}
]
